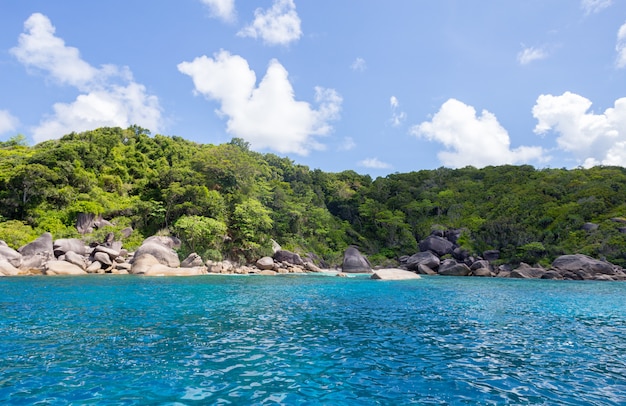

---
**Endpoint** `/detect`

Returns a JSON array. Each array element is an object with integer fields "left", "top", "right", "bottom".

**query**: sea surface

[{"left": 0, "top": 274, "right": 625, "bottom": 405}]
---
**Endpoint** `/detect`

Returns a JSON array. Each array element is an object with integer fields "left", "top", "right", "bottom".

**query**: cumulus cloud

[
  {"left": 389, "top": 96, "right": 406, "bottom": 127},
  {"left": 238, "top": 0, "right": 301, "bottom": 45},
  {"left": 350, "top": 57, "right": 367, "bottom": 72},
  {"left": 411, "top": 99, "right": 546, "bottom": 168},
  {"left": 533, "top": 91, "right": 626, "bottom": 167},
  {"left": 34, "top": 84, "right": 161, "bottom": 144},
  {"left": 517, "top": 46, "right": 548, "bottom": 65},
  {"left": 11, "top": 13, "right": 98, "bottom": 90},
  {"left": 200, "top": 0, "right": 236, "bottom": 22},
  {"left": 0, "top": 110, "right": 19, "bottom": 135},
  {"left": 616, "top": 22, "right": 626, "bottom": 69},
  {"left": 581, "top": 0, "right": 613, "bottom": 14},
  {"left": 178, "top": 50, "right": 341, "bottom": 155},
  {"left": 11, "top": 13, "right": 162, "bottom": 143},
  {"left": 359, "top": 158, "right": 391, "bottom": 169}
]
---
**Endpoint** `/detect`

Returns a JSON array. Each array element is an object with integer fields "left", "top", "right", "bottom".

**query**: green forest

[{"left": 2, "top": 126, "right": 626, "bottom": 268}]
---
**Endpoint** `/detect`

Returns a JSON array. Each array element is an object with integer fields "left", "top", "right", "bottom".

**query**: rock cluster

[
  {"left": 399, "top": 229, "right": 626, "bottom": 281},
  {"left": 2, "top": 229, "right": 624, "bottom": 281},
  {"left": 0, "top": 232, "right": 326, "bottom": 277}
]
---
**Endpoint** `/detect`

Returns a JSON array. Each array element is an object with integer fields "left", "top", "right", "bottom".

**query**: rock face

[
  {"left": 181, "top": 253, "right": 204, "bottom": 268},
  {"left": 438, "top": 259, "right": 471, "bottom": 276},
  {"left": 419, "top": 235, "right": 454, "bottom": 257},
  {"left": 552, "top": 254, "right": 614, "bottom": 275},
  {"left": 45, "top": 260, "right": 88, "bottom": 275},
  {"left": 132, "top": 241, "right": 180, "bottom": 268},
  {"left": 404, "top": 251, "right": 440, "bottom": 272},
  {"left": 510, "top": 266, "right": 546, "bottom": 279},
  {"left": 341, "top": 246, "right": 372, "bottom": 273},
  {"left": 551, "top": 254, "right": 623, "bottom": 280},
  {"left": 131, "top": 253, "right": 207, "bottom": 276},
  {"left": 0, "top": 260, "right": 21, "bottom": 276},
  {"left": 18, "top": 233, "right": 53, "bottom": 257},
  {"left": 53, "top": 238, "right": 89, "bottom": 256},
  {"left": 256, "top": 256, "right": 275, "bottom": 270},
  {"left": 273, "top": 250, "right": 304, "bottom": 266},
  {"left": 0, "top": 245, "right": 23, "bottom": 268},
  {"left": 371, "top": 269, "right": 421, "bottom": 280},
  {"left": 471, "top": 268, "right": 492, "bottom": 277}
]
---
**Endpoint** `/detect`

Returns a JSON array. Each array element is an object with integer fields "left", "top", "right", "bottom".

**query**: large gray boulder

[
  {"left": 256, "top": 256, "right": 275, "bottom": 270},
  {"left": 0, "top": 259, "right": 21, "bottom": 276},
  {"left": 304, "top": 261, "right": 323, "bottom": 273},
  {"left": 509, "top": 265, "right": 546, "bottom": 279},
  {"left": 404, "top": 251, "right": 440, "bottom": 271},
  {"left": 133, "top": 241, "right": 180, "bottom": 268},
  {"left": 92, "top": 245, "right": 121, "bottom": 261},
  {"left": 470, "top": 260, "right": 491, "bottom": 271},
  {"left": 45, "top": 260, "right": 87, "bottom": 275},
  {"left": 551, "top": 254, "right": 616, "bottom": 279},
  {"left": 371, "top": 269, "right": 421, "bottom": 280},
  {"left": 132, "top": 253, "right": 206, "bottom": 276},
  {"left": 62, "top": 251, "right": 87, "bottom": 270},
  {"left": 0, "top": 245, "right": 23, "bottom": 268},
  {"left": 541, "top": 270, "right": 563, "bottom": 280},
  {"left": 417, "top": 263, "right": 437, "bottom": 275},
  {"left": 181, "top": 253, "right": 204, "bottom": 268},
  {"left": 342, "top": 246, "right": 372, "bottom": 273},
  {"left": 19, "top": 232, "right": 53, "bottom": 257},
  {"left": 438, "top": 259, "right": 471, "bottom": 276},
  {"left": 19, "top": 254, "right": 48, "bottom": 274},
  {"left": 273, "top": 250, "right": 304, "bottom": 266},
  {"left": 53, "top": 238, "right": 89, "bottom": 257},
  {"left": 419, "top": 236, "right": 454, "bottom": 257},
  {"left": 471, "top": 267, "right": 493, "bottom": 277}
]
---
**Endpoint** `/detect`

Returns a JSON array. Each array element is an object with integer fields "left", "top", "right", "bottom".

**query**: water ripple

[{"left": 0, "top": 275, "right": 624, "bottom": 404}]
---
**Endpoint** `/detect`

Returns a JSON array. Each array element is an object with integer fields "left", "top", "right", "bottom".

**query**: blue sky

[{"left": 1, "top": 0, "right": 626, "bottom": 176}]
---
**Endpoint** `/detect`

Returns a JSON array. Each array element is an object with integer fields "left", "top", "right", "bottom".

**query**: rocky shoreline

[{"left": 0, "top": 229, "right": 624, "bottom": 281}]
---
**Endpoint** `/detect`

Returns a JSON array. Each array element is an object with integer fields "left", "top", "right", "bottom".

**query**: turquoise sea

[{"left": 0, "top": 274, "right": 625, "bottom": 405}]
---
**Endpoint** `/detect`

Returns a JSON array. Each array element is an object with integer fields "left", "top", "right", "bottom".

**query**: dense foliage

[{"left": 1, "top": 126, "right": 626, "bottom": 266}]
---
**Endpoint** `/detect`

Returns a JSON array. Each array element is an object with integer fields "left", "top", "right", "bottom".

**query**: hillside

[{"left": 1, "top": 126, "right": 626, "bottom": 267}]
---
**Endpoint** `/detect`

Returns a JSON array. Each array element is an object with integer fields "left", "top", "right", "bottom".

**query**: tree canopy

[{"left": 2, "top": 126, "right": 626, "bottom": 267}]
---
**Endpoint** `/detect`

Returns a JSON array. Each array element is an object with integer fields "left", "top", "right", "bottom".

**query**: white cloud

[
  {"left": 178, "top": 50, "right": 341, "bottom": 155},
  {"left": 350, "top": 57, "right": 367, "bottom": 72},
  {"left": 0, "top": 110, "right": 19, "bottom": 135},
  {"left": 533, "top": 91, "right": 626, "bottom": 167},
  {"left": 33, "top": 83, "right": 161, "bottom": 144},
  {"left": 11, "top": 13, "right": 98, "bottom": 90},
  {"left": 237, "top": 0, "right": 302, "bottom": 46},
  {"left": 616, "top": 22, "right": 626, "bottom": 69},
  {"left": 389, "top": 96, "right": 406, "bottom": 127},
  {"left": 581, "top": 0, "right": 613, "bottom": 14},
  {"left": 359, "top": 158, "right": 391, "bottom": 169},
  {"left": 517, "top": 46, "right": 548, "bottom": 65},
  {"left": 411, "top": 98, "right": 546, "bottom": 168},
  {"left": 11, "top": 13, "right": 163, "bottom": 143},
  {"left": 200, "top": 0, "right": 236, "bottom": 22},
  {"left": 338, "top": 136, "right": 356, "bottom": 151}
]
